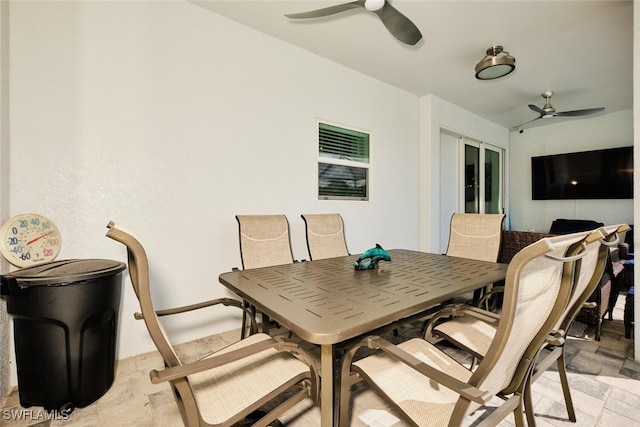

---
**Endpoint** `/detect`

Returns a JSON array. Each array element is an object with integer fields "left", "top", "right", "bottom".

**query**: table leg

[{"left": 320, "top": 344, "right": 337, "bottom": 427}]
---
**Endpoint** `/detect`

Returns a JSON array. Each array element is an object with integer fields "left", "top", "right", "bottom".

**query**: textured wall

[
  {"left": 6, "top": 0, "right": 421, "bottom": 385},
  {"left": 0, "top": 303, "right": 8, "bottom": 406},
  {"left": 633, "top": 0, "right": 639, "bottom": 361},
  {"left": 0, "top": 0, "right": 11, "bottom": 406},
  {"left": 508, "top": 110, "right": 633, "bottom": 232}
]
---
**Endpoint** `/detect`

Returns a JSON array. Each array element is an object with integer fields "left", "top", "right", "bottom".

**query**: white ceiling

[{"left": 191, "top": 0, "right": 633, "bottom": 130}]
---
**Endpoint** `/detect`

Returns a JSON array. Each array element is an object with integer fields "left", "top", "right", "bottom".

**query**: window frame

[{"left": 316, "top": 120, "right": 371, "bottom": 201}]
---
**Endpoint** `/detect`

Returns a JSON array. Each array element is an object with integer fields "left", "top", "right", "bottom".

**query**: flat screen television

[{"left": 531, "top": 146, "right": 633, "bottom": 200}]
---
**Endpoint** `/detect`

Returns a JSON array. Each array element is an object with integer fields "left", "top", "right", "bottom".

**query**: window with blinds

[{"left": 318, "top": 122, "right": 370, "bottom": 201}]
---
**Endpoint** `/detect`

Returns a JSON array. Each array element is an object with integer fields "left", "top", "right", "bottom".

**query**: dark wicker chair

[{"left": 498, "top": 230, "right": 555, "bottom": 264}]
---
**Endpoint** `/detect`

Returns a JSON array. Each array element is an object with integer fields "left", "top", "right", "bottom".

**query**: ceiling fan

[
  {"left": 512, "top": 91, "right": 605, "bottom": 132},
  {"left": 285, "top": 0, "right": 422, "bottom": 46}
]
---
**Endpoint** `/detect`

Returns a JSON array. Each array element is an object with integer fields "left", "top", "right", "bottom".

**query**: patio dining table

[{"left": 218, "top": 249, "right": 508, "bottom": 427}]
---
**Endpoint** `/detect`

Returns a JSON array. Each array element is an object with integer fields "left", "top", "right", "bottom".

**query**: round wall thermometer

[{"left": 0, "top": 213, "right": 62, "bottom": 267}]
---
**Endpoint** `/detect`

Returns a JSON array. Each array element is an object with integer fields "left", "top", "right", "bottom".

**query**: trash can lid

[{"left": 5, "top": 259, "right": 126, "bottom": 286}]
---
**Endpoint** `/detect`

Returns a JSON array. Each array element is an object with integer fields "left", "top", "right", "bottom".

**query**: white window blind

[{"left": 318, "top": 123, "right": 370, "bottom": 201}]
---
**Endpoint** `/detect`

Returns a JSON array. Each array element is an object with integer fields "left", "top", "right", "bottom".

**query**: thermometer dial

[{"left": 0, "top": 214, "right": 62, "bottom": 267}]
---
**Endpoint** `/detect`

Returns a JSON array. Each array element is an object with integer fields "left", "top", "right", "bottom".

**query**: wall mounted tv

[{"left": 531, "top": 146, "right": 633, "bottom": 200}]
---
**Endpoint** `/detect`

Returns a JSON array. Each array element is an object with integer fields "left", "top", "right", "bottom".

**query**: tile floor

[{"left": 1, "top": 294, "right": 637, "bottom": 427}]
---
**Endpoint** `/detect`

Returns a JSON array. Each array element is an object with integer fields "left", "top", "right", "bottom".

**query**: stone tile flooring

[{"left": 1, "top": 294, "right": 637, "bottom": 426}]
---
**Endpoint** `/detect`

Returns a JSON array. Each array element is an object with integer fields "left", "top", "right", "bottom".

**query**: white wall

[
  {"left": 6, "top": 0, "right": 421, "bottom": 384},
  {"left": 0, "top": 0, "right": 11, "bottom": 404},
  {"left": 633, "top": 0, "right": 639, "bottom": 360},
  {"left": 508, "top": 110, "right": 634, "bottom": 232}
]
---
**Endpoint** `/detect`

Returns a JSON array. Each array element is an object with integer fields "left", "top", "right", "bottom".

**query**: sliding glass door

[
  {"left": 461, "top": 139, "right": 503, "bottom": 214},
  {"left": 439, "top": 132, "right": 505, "bottom": 253}
]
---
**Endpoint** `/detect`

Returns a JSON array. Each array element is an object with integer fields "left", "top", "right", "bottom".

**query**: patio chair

[
  {"left": 339, "top": 229, "right": 601, "bottom": 427},
  {"left": 105, "top": 221, "right": 319, "bottom": 427},
  {"left": 424, "top": 224, "right": 628, "bottom": 425},
  {"left": 301, "top": 213, "right": 349, "bottom": 260},
  {"left": 236, "top": 214, "right": 295, "bottom": 336},
  {"left": 446, "top": 213, "right": 505, "bottom": 261},
  {"left": 236, "top": 215, "right": 295, "bottom": 269},
  {"left": 446, "top": 213, "right": 505, "bottom": 303}
]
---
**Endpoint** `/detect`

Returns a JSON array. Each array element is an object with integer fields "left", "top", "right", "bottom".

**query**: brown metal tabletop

[{"left": 218, "top": 249, "right": 507, "bottom": 426}]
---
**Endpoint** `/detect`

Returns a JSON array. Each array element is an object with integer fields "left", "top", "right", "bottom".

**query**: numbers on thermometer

[{"left": 0, "top": 214, "right": 62, "bottom": 267}]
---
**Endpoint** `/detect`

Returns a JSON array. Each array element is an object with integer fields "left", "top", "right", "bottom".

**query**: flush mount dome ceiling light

[{"left": 475, "top": 45, "right": 516, "bottom": 80}]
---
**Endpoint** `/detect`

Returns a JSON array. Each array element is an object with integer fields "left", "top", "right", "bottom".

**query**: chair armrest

[
  {"left": 424, "top": 304, "right": 500, "bottom": 341},
  {"left": 134, "top": 297, "right": 258, "bottom": 334},
  {"left": 545, "top": 332, "right": 565, "bottom": 347},
  {"left": 150, "top": 337, "right": 318, "bottom": 388},
  {"left": 345, "top": 336, "right": 494, "bottom": 405},
  {"left": 451, "top": 305, "right": 501, "bottom": 324}
]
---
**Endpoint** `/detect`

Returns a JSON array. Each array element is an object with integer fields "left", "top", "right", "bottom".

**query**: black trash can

[{"left": 0, "top": 259, "right": 126, "bottom": 413}]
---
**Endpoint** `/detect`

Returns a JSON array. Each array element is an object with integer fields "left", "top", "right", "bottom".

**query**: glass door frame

[{"left": 458, "top": 138, "right": 504, "bottom": 214}]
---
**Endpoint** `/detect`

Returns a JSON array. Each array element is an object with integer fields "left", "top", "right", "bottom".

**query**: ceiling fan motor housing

[
  {"left": 365, "top": 0, "right": 386, "bottom": 12},
  {"left": 542, "top": 91, "right": 556, "bottom": 114}
]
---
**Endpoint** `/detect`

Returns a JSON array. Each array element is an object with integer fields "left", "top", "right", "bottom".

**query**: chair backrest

[
  {"left": 446, "top": 213, "right": 505, "bottom": 262},
  {"left": 454, "top": 229, "right": 602, "bottom": 419},
  {"left": 557, "top": 224, "right": 630, "bottom": 333},
  {"left": 500, "top": 228, "right": 609, "bottom": 396},
  {"left": 301, "top": 213, "right": 349, "bottom": 260},
  {"left": 236, "top": 215, "right": 294, "bottom": 269},
  {"left": 623, "top": 225, "right": 633, "bottom": 253},
  {"left": 105, "top": 222, "right": 183, "bottom": 369}
]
